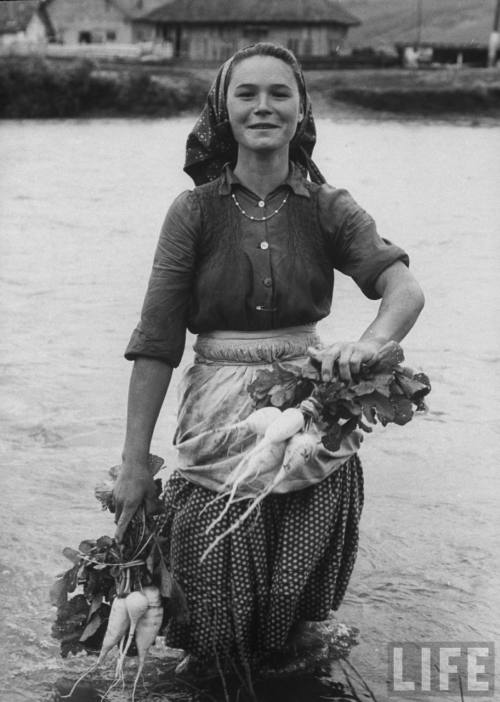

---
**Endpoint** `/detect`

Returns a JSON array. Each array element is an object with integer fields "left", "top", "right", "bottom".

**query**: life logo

[{"left": 388, "top": 642, "right": 495, "bottom": 696}]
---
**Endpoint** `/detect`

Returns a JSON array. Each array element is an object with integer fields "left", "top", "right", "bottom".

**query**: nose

[{"left": 254, "top": 91, "right": 272, "bottom": 115}]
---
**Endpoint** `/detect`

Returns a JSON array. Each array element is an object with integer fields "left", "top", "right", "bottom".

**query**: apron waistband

[{"left": 193, "top": 325, "right": 320, "bottom": 365}]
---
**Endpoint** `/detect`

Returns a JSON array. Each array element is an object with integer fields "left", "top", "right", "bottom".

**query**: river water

[{"left": 1, "top": 115, "right": 499, "bottom": 702}]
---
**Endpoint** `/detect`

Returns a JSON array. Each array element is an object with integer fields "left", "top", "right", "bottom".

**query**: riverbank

[
  {"left": 1, "top": 57, "right": 500, "bottom": 118},
  {"left": 307, "top": 67, "right": 500, "bottom": 115},
  {"left": 0, "top": 58, "right": 209, "bottom": 118}
]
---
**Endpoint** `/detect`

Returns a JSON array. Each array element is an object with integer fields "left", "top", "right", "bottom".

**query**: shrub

[{"left": 0, "top": 58, "right": 209, "bottom": 118}]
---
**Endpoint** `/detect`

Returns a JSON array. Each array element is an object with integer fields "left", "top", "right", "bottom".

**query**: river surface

[{"left": 1, "top": 115, "right": 499, "bottom": 702}]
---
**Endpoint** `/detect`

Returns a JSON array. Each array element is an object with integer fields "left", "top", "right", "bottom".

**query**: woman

[{"left": 113, "top": 43, "right": 424, "bottom": 673}]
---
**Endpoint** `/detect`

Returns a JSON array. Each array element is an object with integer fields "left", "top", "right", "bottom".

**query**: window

[
  {"left": 106, "top": 31, "right": 116, "bottom": 41},
  {"left": 78, "top": 31, "right": 92, "bottom": 44}
]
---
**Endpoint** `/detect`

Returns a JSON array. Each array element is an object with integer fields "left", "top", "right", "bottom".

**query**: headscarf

[{"left": 183, "top": 53, "right": 325, "bottom": 186}]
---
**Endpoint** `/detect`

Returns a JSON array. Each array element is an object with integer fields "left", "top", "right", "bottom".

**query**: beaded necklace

[{"left": 231, "top": 191, "right": 289, "bottom": 222}]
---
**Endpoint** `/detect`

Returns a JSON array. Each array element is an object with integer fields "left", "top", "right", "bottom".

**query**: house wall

[
  {"left": 0, "top": 31, "right": 24, "bottom": 47},
  {"left": 117, "top": 0, "right": 171, "bottom": 40},
  {"left": 0, "top": 13, "right": 48, "bottom": 46},
  {"left": 157, "top": 24, "right": 347, "bottom": 60},
  {"left": 131, "top": 20, "right": 156, "bottom": 43},
  {"left": 47, "top": 0, "right": 133, "bottom": 44},
  {"left": 432, "top": 46, "right": 488, "bottom": 67},
  {"left": 25, "top": 14, "right": 49, "bottom": 43}
]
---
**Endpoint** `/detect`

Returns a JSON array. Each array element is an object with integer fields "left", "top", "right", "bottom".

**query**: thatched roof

[
  {"left": 43, "top": 0, "right": 137, "bottom": 20},
  {"left": 142, "top": 0, "right": 361, "bottom": 26}
]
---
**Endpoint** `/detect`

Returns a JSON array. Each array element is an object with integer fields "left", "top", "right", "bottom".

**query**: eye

[
  {"left": 271, "top": 88, "right": 293, "bottom": 99},
  {"left": 235, "top": 89, "right": 255, "bottom": 99}
]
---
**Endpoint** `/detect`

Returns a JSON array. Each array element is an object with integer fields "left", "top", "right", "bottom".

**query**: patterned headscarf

[{"left": 183, "top": 51, "right": 325, "bottom": 186}]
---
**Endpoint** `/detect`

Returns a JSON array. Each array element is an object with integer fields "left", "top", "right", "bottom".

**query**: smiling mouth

[{"left": 248, "top": 124, "right": 279, "bottom": 130}]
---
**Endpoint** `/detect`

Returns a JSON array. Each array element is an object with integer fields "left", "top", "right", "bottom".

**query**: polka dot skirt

[{"left": 160, "top": 454, "right": 363, "bottom": 666}]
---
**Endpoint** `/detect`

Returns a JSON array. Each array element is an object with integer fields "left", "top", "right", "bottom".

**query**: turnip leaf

[
  {"left": 50, "top": 576, "right": 68, "bottom": 607},
  {"left": 62, "top": 547, "right": 81, "bottom": 565},
  {"left": 79, "top": 613, "right": 102, "bottom": 642}
]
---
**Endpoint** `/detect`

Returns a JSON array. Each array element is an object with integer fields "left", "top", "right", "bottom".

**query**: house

[
  {"left": 135, "top": 0, "right": 361, "bottom": 62},
  {"left": 0, "top": 1, "right": 53, "bottom": 46},
  {"left": 396, "top": 42, "right": 496, "bottom": 68},
  {"left": 391, "top": 2, "right": 498, "bottom": 68},
  {"left": 43, "top": 0, "right": 167, "bottom": 44}
]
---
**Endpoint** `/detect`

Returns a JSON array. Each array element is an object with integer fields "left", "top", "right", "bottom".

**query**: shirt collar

[{"left": 218, "top": 162, "right": 310, "bottom": 199}]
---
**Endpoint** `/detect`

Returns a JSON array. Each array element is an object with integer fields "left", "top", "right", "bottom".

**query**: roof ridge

[
  {"left": 141, "top": 0, "right": 360, "bottom": 26},
  {"left": 42, "top": 0, "right": 132, "bottom": 19}
]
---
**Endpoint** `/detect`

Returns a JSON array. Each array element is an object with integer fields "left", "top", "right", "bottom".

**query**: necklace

[{"left": 231, "top": 192, "right": 289, "bottom": 222}]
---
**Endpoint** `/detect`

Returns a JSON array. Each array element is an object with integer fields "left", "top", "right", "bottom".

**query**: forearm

[
  {"left": 360, "top": 263, "right": 425, "bottom": 344},
  {"left": 122, "top": 357, "right": 173, "bottom": 464},
  {"left": 310, "top": 263, "right": 424, "bottom": 381}
]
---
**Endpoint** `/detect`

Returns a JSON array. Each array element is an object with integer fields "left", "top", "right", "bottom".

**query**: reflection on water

[
  {"left": 1, "top": 117, "right": 499, "bottom": 702},
  {"left": 51, "top": 679, "right": 101, "bottom": 702},
  {"left": 49, "top": 671, "right": 354, "bottom": 702}
]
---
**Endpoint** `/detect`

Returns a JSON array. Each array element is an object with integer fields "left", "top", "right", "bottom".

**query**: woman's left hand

[{"left": 308, "top": 338, "right": 386, "bottom": 384}]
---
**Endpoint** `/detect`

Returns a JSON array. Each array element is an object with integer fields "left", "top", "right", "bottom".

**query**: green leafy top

[
  {"left": 51, "top": 456, "right": 189, "bottom": 658},
  {"left": 247, "top": 342, "right": 431, "bottom": 452}
]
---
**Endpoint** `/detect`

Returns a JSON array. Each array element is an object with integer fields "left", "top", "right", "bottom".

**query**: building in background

[
  {"left": 136, "top": 0, "right": 360, "bottom": 62},
  {"left": 43, "top": 0, "right": 167, "bottom": 44},
  {"left": 396, "top": 41, "right": 496, "bottom": 68},
  {"left": 0, "top": 0, "right": 53, "bottom": 47}
]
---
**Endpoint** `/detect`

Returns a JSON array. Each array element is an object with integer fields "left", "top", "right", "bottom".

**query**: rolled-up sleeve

[
  {"left": 124, "top": 190, "right": 199, "bottom": 367},
  {"left": 318, "top": 185, "right": 409, "bottom": 299}
]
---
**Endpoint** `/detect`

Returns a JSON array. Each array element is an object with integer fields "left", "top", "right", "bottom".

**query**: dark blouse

[{"left": 125, "top": 164, "right": 409, "bottom": 368}]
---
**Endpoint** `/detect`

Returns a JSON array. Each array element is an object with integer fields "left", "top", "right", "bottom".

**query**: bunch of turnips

[
  {"left": 201, "top": 341, "right": 430, "bottom": 559},
  {"left": 51, "top": 455, "right": 188, "bottom": 701}
]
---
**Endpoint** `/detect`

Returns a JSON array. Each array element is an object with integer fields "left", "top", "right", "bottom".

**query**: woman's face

[{"left": 226, "top": 55, "right": 304, "bottom": 158}]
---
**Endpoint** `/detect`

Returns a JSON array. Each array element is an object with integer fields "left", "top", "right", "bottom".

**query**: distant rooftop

[
  {"left": 142, "top": 0, "right": 361, "bottom": 26},
  {"left": 0, "top": 0, "right": 42, "bottom": 34}
]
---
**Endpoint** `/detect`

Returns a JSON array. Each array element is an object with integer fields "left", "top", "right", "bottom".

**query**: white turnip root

[
  {"left": 131, "top": 585, "right": 163, "bottom": 702},
  {"left": 64, "top": 595, "right": 130, "bottom": 698},
  {"left": 115, "top": 590, "right": 149, "bottom": 676},
  {"left": 264, "top": 407, "right": 305, "bottom": 443},
  {"left": 213, "top": 407, "right": 282, "bottom": 439},
  {"left": 282, "top": 432, "right": 317, "bottom": 475},
  {"left": 201, "top": 440, "right": 295, "bottom": 560},
  {"left": 201, "top": 409, "right": 286, "bottom": 517},
  {"left": 141, "top": 584, "right": 162, "bottom": 607},
  {"left": 205, "top": 438, "right": 287, "bottom": 534},
  {"left": 202, "top": 409, "right": 307, "bottom": 546},
  {"left": 243, "top": 406, "right": 282, "bottom": 435},
  {"left": 202, "top": 430, "right": 317, "bottom": 562}
]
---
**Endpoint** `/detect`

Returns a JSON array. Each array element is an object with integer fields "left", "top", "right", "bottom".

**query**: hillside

[{"left": 341, "top": 0, "right": 497, "bottom": 47}]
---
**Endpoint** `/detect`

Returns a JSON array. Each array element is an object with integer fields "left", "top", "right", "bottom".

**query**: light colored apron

[{"left": 174, "top": 325, "right": 362, "bottom": 494}]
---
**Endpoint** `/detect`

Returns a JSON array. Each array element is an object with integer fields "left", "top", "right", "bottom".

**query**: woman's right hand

[{"left": 113, "top": 460, "right": 160, "bottom": 542}]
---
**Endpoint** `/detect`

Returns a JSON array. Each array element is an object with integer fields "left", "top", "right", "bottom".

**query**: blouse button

[
  {"left": 259, "top": 241, "right": 269, "bottom": 250},
  {"left": 263, "top": 277, "right": 272, "bottom": 287}
]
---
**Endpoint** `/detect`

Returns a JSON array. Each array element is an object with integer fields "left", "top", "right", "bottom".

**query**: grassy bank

[
  {"left": 0, "top": 58, "right": 209, "bottom": 118},
  {"left": 1, "top": 57, "right": 500, "bottom": 118},
  {"left": 307, "top": 68, "right": 500, "bottom": 115}
]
